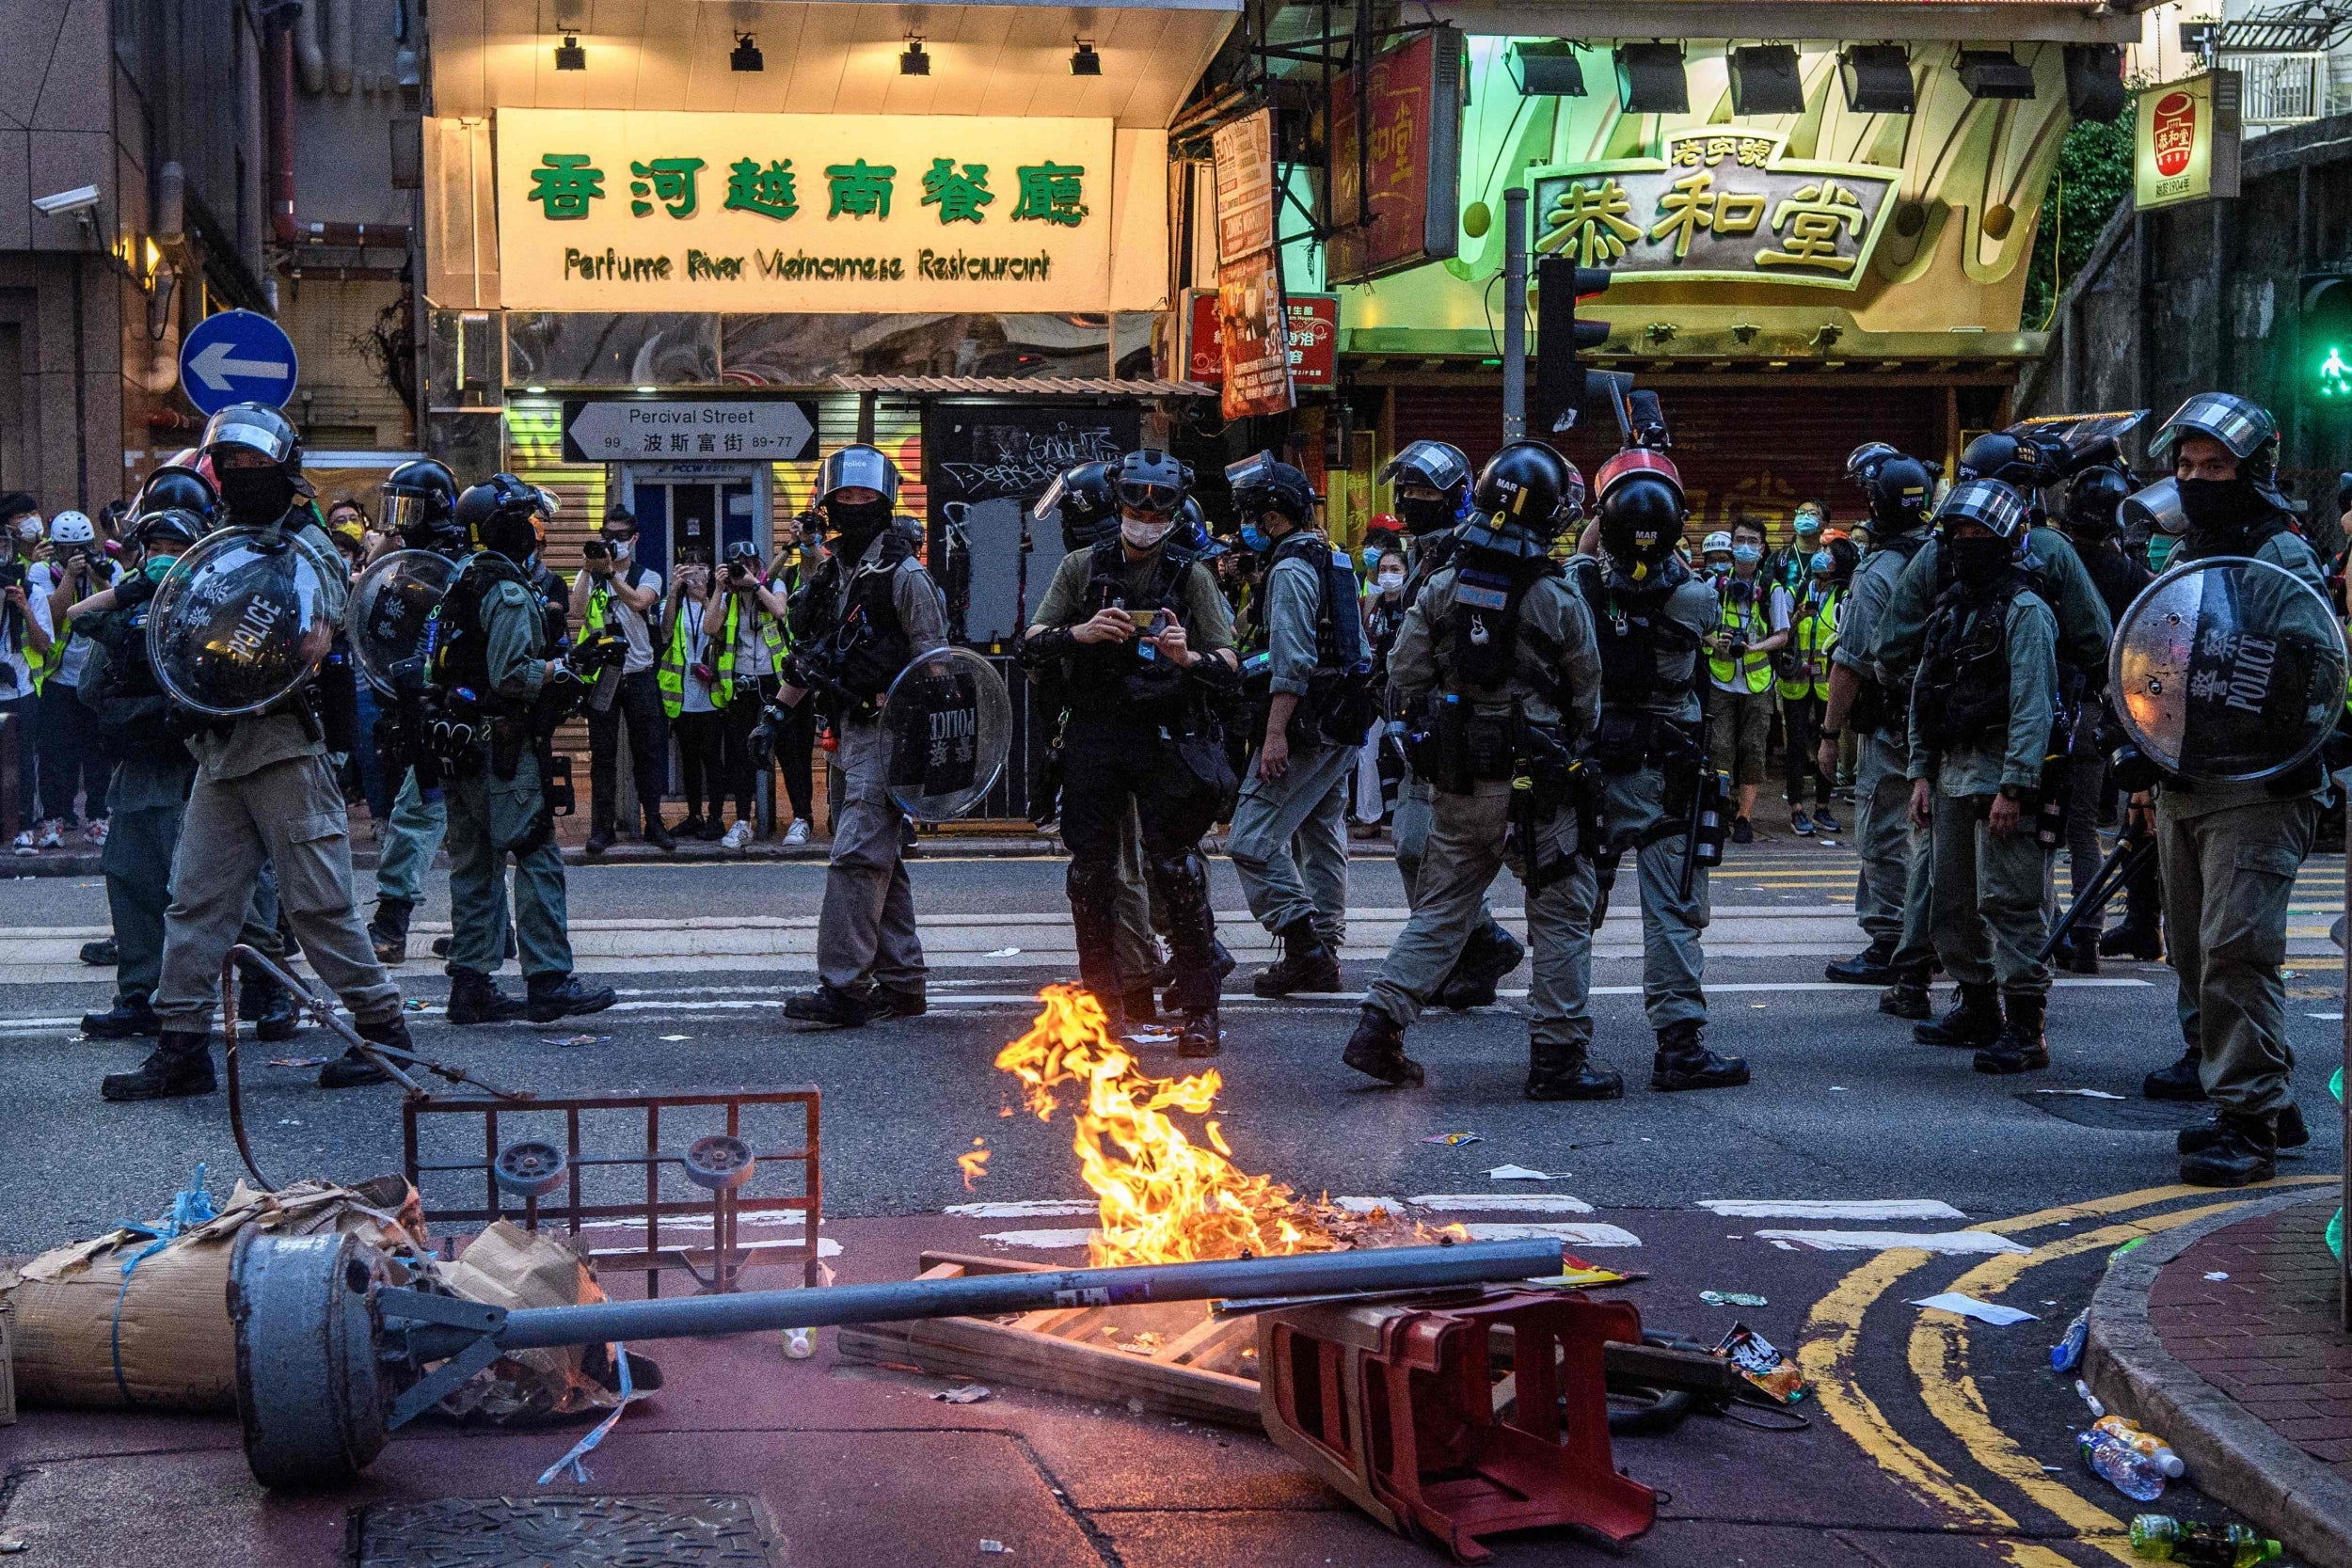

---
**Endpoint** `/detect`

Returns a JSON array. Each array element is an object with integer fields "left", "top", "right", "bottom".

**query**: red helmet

[{"left": 1594, "top": 447, "right": 1685, "bottom": 507}]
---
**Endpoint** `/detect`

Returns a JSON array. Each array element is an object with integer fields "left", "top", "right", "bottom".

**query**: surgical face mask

[
  {"left": 602, "top": 534, "right": 634, "bottom": 560},
  {"left": 1120, "top": 513, "right": 1174, "bottom": 550},
  {"left": 2145, "top": 532, "right": 2179, "bottom": 573},
  {"left": 218, "top": 466, "right": 296, "bottom": 526},
  {"left": 13, "top": 516, "right": 39, "bottom": 543},
  {"left": 143, "top": 553, "right": 178, "bottom": 583},
  {"left": 1375, "top": 568, "right": 1405, "bottom": 594},
  {"left": 1732, "top": 543, "right": 1762, "bottom": 565},
  {"left": 1241, "top": 523, "right": 1272, "bottom": 554}
]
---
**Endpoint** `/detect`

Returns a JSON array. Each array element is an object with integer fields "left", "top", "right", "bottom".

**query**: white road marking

[
  {"left": 1698, "top": 1199, "right": 1969, "bottom": 1221},
  {"left": 979, "top": 1227, "right": 1096, "bottom": 1249},
  {"left": 1407, "top": 1194, "right": 1596, "bottom": 1214},
  {"left": 1329, "top": 1196, "right": 1403, "bottom": 1213},
  {"left": 1751, "top": 1228, "right": 2028, "bottom": 1255},
  {"left": 945, "top": 1199, "right": 1097, "bottom": 1219},
  {"left": 1457, "top": 1222, "right": 1642, "bottom": 1247}
]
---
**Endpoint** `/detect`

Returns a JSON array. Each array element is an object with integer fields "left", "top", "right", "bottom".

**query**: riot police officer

[
  {"left": 1569, "top": 450, "right": 1748, "bottom": 1091},
  {"left": 1022, "top": 449, "right": 1239, "bottom": 1055},
  {"left": 365, "top": 457, "right": 467, "bottom": 963},
  {"left": 780, "top": 445, "right": 950, "bottom": 1028},
  {"left": 430, "top": 476, "right": 616, "bottom": 1025},
  {"left": 102, "top": 403, "right": 414, "bottom": 1101},
  {"left": 2054, "top": 465, "right": 2153, "bottom": 972},
  {"left": 1348, "top": 442, "right": 1605, "bottom": 1095},
  {"left": 1227, "top": 453, "right": 1371, "bottom": 996},
  {"left": 1377, "top": 439, "right": 1524, "bottom": 1007},
  {"left": 1818, "top": 449, "right": 1938, "bottom": 999},
  {"left": 2138, "top": 394, "right": 2328, "bottom": 1184},
  {"left": 1904, "top": 480, "right": 2059, "bottom": 1073}
]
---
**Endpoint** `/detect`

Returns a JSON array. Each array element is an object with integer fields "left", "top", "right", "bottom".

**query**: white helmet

[
  {"left": 46, "top": 510, "right": 95, "bottom": 546},
  {"left": 1699, "top": 530, "right": 1734, "bottom": 557}
]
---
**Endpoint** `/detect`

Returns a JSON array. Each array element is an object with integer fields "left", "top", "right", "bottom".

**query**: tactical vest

[
  {"left": 1068, "top": 537, "right": 1198, "bottom": 718},
  {"left": 1707, "top": 580, "right": 1776, "bottom": 693},
  {"left": 1777, "top": 584, "right": 1840, "bottom": 702},
  {"left": 434, "top": 552, "right": 541, "bottom": 715},
  {"left": 1572, "top": 555, "right": 1699, "bottom": 710},
  {"left": 1913, "top": 575, "right": 2026, "bottom": 753},
  {"left": 1441, "top": 521, "right": 1554, "bottom": 694},
  {"left": 2175, "top": 509, "right": 2295, "bottom": 564},
  {"left": 790, "top": 522, "right": 921, "bottom": 704}
]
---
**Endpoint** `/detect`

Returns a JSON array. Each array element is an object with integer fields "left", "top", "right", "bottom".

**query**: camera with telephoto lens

[{"left": 573, "top": 630, "right": 628, "bottom": 674}]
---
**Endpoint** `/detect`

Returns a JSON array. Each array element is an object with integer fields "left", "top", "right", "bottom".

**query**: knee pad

[
  {"left": 1067, "top": 856, "right": 1124, "bottom": 928},
  {"left": 1146, "top": 851, "right": 1212, "bottom": 925}
]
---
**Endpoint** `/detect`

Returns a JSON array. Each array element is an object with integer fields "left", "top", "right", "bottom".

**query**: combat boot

[
  {"left": 1915, "top": 981, "right": 2001, "bottom": 1048},
  {"left": 2099, "top": 916, "right": 2162, "bottom": 961},
  {"left": 101, "top": 1031, "right": 215, "bottom": 1101},
  {"left": 1177, "top": 1006, "right": 1221, "bottom": 1058},
  {"left": 1121, "top": 984, "right": 1159, "bottom": 1025},
  {"left": 2143, "top": 1045, "right": 2207, "bottom": 1101},
  {"left": 80, "top": 995, "right": 161, "bottom": 1038},
  {"left": 1825, "top": 937, "right": 1895, "bottom": 986},
  {"left": 867, "top": 986, "right": 927, "bottom": 1021},
  {"left": 369, "top": 896, "right": 413, "bottom": 964},
  {"left": 1974, "top": 992, "right": 2048, "bottom": 1075},
  {"left": 1650, "top": 1020, "right": 1749, "bottom": 1092},
  {"left": 2179, "top": 1111, "right": 2279, "bottom": 1188},
  {"left": 1438, "top": 919, "right": 1526, "bottom": 1010},
  {"left": 783, "top": 984, "right": 870, "bottom": 1028},
  {"left": 1342, "top": 1006, "right": 1423, "bottom": 1087},
  {"left": 1252, "top": 917, "right": 1343, "bottom": 998},
  {"left": 79, "top": 936, "right": 116, "bottom": 966},
  {"left": 2181, "top": 1101, "right": 2309, "bottom": 1154},
  {"left": 527, "top": 972, "right": 619, "bottom": 1023},
  {"left": 241, "top": 968, "right": 300, "bottom": 1043},
  {"left": 2059, "top": 929, "right": 2102, "bottom": 974},
  {"left": 445, "top": 967, "right": 525, "bottom": 1025},
  {"left": 1525, "top": 1038, "right": 1624, "bottom": 1101},
  {"left": 320, "top": 1013, "right": 411, "bottom": 1088},
  {"left": 1879, "top": 966, "right": 1932, "bottom": 1021}
]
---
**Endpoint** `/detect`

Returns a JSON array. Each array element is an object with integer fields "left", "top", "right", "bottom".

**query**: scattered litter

[
  {"left": 983, "top": 947, "right": 1023, "bottom": 958},
  {"left": 404, "top": 998, "right": 429, "bottom": 1010},
  {"left": 1115, "top": 1331, "right": 1165, "bottom": 1356},
  {"left": 2041, "top": 1465, "right": 2062, "bottom": 1474},
  {"left": 1829, "top": 1086, "right": 1848, "bottom": 1092},
  {"left": 1526, "top": 1262, "right": 1637, "bottom": 1291},
  {"left": 980, "top": 1542, "right": 1013, "bottom": 1555},
  {"left": 0, "top": 1537, "right": 24, "bottom": 1555},
  {"left": 1486, "top": 1164, "right": 1554, "bottom": 1180},
  {"left": 2202, "top": 1271, "right": 2230, "bottom": 1282},
  {"left": 1713, "top": 1323, "right": 1809, "bottom": 1403},
  {"left": 265, "top": 1055, "right": 330, "bottom": 1069},
  {"left": 1123, "top": 1027, "right": 1179, "bottom": 1045},
  {"left": 2031, "top": 1088, "right": 2127, "bottom": 1101},
  {"left": 659, "top": 1034, "right": 692, "bottom": 1042},
  {"left": 2051, "top": 1308, "right": 2089, "bottom": 1371},
  {"left": 782, "top": 1327, "right": 814, "bottom": 1359},
  {"left": 1700, "top": 1291, "right": 1768, "bottom": 1307},
  {"left": 2079, "top": 1426, "right": 2166, "bottom": 1501},
  {"left": 276, "top": 1118, "right": 303, "bottom": 1127},
  {"left": 2111, "top": 1236, "right": 2148, "bottom": 1259},
  {"left": 542, "top": 1034, "right": 607, "bottom": 1049},
  {"left": 932, "top": 1385, "right": 993, "bottom": 1404},
  {"left": 1421, "top": 1132, "right": 1482, "bottom": 1147},
  {"left": 1910, "top": 1292, "right": 2039, "bottom": 1326}
]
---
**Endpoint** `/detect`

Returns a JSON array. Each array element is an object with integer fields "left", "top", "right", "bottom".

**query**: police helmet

[
  {"left": 1471, "top": 441, "right": 1579, "bottom": 534},
  {"left": 1377, "top": 440, "right": 1472, "bottom": 500},
  {"left": 1226, "top": 451, "right": 1315, "bottom": 522},
  {"left": 454, "top": 473, "right": 543, "bottom": 559},
  {"left": 1865, "top": 454, "right": 1936, "bottom": 531},
  {"left": 134, "top": 507, "right": 203, "bottom": 549},
  {"left": 2148, "top": 392, "right": 2280, "bottom": 483},
  {"left": 1593, "top": 448, "right": 1687, "bottom": 567},
  {"left": 1036, "top": 461, "right": 1120, "bottom": 552},
  {"left": 1167, "top": 497, "right": 1225, "bottom": 561},
  {"left": 1105, "top": 449, "right": 1190, "bottom": 516},
  {"left": 201, "top": 402, "right": 302, "bottom": 471},
  {"left": 2062, "top": 465, "right": 2133, "bottom": 537},
  {"left": 138, "top": 465, "right": 218, "bottom": 526},
  {"left": 379, "top": 458, "right": 460, "bottom": 543},
  {"left": 817, "top": 444, "right": 902, "bottom": 506},
  {"left": 1846, "top": 441, "right": 1900, "bottom": 484},
  {"left": 1936, "top": 478, "right": 2030, "bottom": 543}
]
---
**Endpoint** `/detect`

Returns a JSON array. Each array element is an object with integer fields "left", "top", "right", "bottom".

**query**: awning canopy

[
  {"left": 432, "top": 0, "right": 1239, "bottom": 129},
  {"left": 833, "top": 373, "right": 1214, "bottom": 396}
]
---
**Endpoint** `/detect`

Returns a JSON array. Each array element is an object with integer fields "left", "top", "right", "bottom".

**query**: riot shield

[
  {"left": 880, "top": 645, "right": 1012, "bottom": 821},
  {"left": 346, "top": 548, "right": 458, "bottom": 696},
  {"left": 147, "top": 525, "right": 345, "bottom": 718},
  {"left": 2107, "top": 555, "right": 2347, "bottom": 784}
]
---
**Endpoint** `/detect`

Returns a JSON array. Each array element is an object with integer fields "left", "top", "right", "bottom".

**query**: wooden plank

[{"left": 1154, "top": 1312, "right": 1248, "bottom": 1366}]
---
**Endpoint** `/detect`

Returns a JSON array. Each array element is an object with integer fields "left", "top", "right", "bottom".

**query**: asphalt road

[{"left": 0, "top": 840, "right": 2340, "bottom": 1564}]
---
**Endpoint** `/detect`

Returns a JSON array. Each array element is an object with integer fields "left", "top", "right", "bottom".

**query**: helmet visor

[
  {"left": 2153, "top": 393, "right": 2277, "bottom": 462},
  {"left": 818, "top": 446, "right": 900, "bottom": 504},
  {"left": 1936, "top": 479, "right": 2029, "bottom": 540},
  {"left": 378, "top": 491, "right": 427, "bottom": 537},
  {"left": 1032, "top": 472, "right": 1069, "bottom": 523},
  {"left": 202, "top": 408, "right": 297, "bottom": 466}
]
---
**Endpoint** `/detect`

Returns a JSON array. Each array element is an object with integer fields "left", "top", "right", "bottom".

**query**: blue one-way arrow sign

[{"left": 179, "top": 309, "right": 299, "bottom": 417}]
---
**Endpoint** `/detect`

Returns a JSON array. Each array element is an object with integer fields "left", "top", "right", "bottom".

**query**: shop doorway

[{"left": 619, "top": 463, "right": 769, "bottom": 576}]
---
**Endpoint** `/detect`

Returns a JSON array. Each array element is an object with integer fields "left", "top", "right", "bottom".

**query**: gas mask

[{"left": 218, "top": 466, "right": 297, "bottom": 527}]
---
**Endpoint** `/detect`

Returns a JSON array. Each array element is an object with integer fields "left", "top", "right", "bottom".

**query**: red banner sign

[
  {"left": 1326, "top": 28, "right": 1464, "bottom": 286},
  {"left": 1189, "top": 293, "right": 1336, "bottom": 388},
  {"left": 1210, "top": 110, "right": 1294, "bottom": 420}
]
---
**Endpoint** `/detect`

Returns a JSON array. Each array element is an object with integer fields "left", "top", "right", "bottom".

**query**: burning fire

[
  {"left": 993, "top": 986, "right": 1341, "bottom": 1266},
  {"left": 959, "top": 1139, "right": 991, "bottom": 1190}
]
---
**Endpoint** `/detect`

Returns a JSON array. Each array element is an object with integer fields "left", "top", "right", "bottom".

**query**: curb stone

[{"left": 2084, "top": 1188, "right": 2352, "bottom": 1568}]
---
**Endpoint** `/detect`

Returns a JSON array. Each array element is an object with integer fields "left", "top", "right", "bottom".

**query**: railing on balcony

[{"left": 2228, "top": 50, "right": 2330, "bottom": 128}]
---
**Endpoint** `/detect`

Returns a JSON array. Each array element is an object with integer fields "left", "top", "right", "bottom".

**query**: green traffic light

[{"left": 2320, "top": 345, "right": 2352, "bottom": 397}]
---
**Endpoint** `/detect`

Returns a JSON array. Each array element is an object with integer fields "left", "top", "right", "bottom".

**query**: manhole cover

[
  {"left": 357, "top": 1495, "right": 773, "bottom": 1567},
  {"left": 2015, "top": 1093, "right": 2208, "bottom": 1132}
]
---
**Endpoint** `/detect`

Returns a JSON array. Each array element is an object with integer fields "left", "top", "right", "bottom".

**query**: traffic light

[
  {"left": 2304, "top": 274, "right": 2352, "bottom": 402},
  {"left": 1534, "top": 257, "right": 1612, "bottom": 436}
]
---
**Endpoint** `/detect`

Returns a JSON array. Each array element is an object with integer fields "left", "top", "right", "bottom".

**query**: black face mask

[
  {"left": 2175, "top": 476, "right": 2266, "bottom": 534},
  {"left": 1398, "top": 495, "right": 1455, "bottom": 536},
  {"left": 218, "top": 467, "right": 296, "bottom": 527},
  {"left": 1947, "top": 534, "right": 2013, "bottom": 589},
  {"left": 826, "top": 497, "right": 892, "bottom": 549}
]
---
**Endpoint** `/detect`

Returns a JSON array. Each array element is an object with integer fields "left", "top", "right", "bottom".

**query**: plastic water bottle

[
  {"left": 782, "top": 1326, "right": 814, "bottom": 1359},
  {"left": 2094, "top": 1415, "right": 2186, "bottom": 1479},
  {"left": 2080, "top": 1427, "right": 2167, "bottom": 1502},
  {"left": 2050, "top": 1308, "right": 2089, "bottom": 1372},
  {"left": 2128, "top": 1513, "right": 2281, "bottom": 1564}
]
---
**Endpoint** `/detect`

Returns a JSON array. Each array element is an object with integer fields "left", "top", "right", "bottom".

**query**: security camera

[{"left": 32, "top": 185, "right": 101, "bottom": 217}]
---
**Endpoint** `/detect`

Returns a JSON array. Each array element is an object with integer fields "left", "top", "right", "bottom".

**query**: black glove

[{"left": 1016, "top": 626, "right": 1075, "bottom": 668}]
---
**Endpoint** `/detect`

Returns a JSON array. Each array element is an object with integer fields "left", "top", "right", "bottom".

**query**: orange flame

[
  {"left": 993, "top": 986, "right": 1340, "bottom": 1266},
  {"left": 958, "top": 1138, "right": 991, "bottom": 1190}
]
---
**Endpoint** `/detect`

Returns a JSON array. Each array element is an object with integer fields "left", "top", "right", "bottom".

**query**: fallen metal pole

[{"left": 411, "top": 1238, "right": 1565, "bottom": 1360}]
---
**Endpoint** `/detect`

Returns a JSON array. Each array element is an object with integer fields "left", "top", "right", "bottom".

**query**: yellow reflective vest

[
  {"left": 1776, "top": 584, "right": 1840, "bottom": 702},
  {"left": 1707, "top": 581, "right": 1777, "bottom": 694}
]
